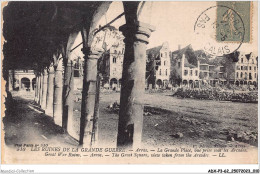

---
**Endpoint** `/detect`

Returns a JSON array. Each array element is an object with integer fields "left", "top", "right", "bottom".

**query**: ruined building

[
  {"left": 146, "top": 42, "right": 171, "bottom": 89},
  {"left": 170, "top": 45, "right": 199, "bottom": 87}
]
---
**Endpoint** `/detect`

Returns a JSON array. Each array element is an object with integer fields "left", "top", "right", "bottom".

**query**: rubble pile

[
  {"left": 107, "top": 101, "right": 120, "bottom": 113},
  {"left": 173, "top": 88, "right": 258, "bottom": 103},
  {"left": 107, "top": 102, "right": 164, "bottom": 116},
  {"left": 147, "top": 89, "right": 166, "bottom": 93},
  {"left": 171, "top": 132, "right": 183, "bottom": 138},
  {"left": 180, "top": 116, "right": 210, "bottom": 126},
  {"left": 220, "top": 128, "right": 258, "bottom": 145}
]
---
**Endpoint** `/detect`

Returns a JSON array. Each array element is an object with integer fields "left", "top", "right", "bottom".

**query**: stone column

[
  {"left": 46, "top": 65, "right": 55, "bottom": 116},
  {"left": 37, "top": 74, "right": 40, "bottom": 103},
  {"left": 39, "top": 72, "right": 43, "bottom": 105},
  {"left": 19, "top": 77, "right": 22, "bottom": 91},
  {"left": 41, "top": 69, "right": 48, "bottom": 110},
  {"left": 53, "top": 58, "right": 63, "bottom": 126},
  {"left": 36, "top": 76, "right": 39, "bottom": 101},
  {"left": 63, "top": 60, "right": 75, "bottom": 132},
  {"left": 60, "top": 31, "right": 78, "bottom": 132},
  {"left": 79, "top": 47, "right": 102, "bottom": 146},
  {"left": 78, "top": 1, "right": 113, "bottom": 146},
  {"left": 30, "top": 79, "right": 33, "bottom": 91},
  {"left": 116, "top": 21, "right": 155, "bottom": 148},
  {"left": 34, "top": 76, "right": 38, "bottom": 102}
]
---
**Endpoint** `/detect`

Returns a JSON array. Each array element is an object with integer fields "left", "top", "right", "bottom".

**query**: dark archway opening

[
  {"left": 21, "top": 77, "right": 30, "bottom": 91},
  {"left": 110, "top": 78, "right": 118, "bottom": 90},
  {"left": 156, "top": 79, "right": 162, "bottom": 88}
]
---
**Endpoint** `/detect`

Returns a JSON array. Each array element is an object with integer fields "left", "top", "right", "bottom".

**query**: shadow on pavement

[{"left": 3, "top": 92, "right": 78, "bottom": 147}]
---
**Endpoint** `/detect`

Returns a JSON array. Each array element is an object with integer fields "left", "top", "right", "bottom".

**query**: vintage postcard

[{"left": 1, "top": 0, "right": 259, "bottom": 169}]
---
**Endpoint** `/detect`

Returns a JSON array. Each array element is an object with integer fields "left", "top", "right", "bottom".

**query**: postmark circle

[{"left": 194, "top": 5, "right": 245, "bottom": 56}]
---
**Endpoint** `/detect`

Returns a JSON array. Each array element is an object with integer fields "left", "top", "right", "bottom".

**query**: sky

[{"left": 70, "top": 1, "right": 258, "bottom": 60}]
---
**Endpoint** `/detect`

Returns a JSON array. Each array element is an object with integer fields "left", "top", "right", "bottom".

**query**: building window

[
  {"left": 240, "top": 72, "right": 243, "bottom": 78},
  {"left": 159, "top": 69, "right": 161, "bottom": 75},
  {"left": 255, "top": 73, "right": 257, "bottom": 78},
  {"left": 237, "top": 66, "right": 240, "bottom": 70},
  {"left": 244, "top": 66, "right": 248, "bottom": 70},
  {"left": 249, "top": 66, "right": 252, "bottom": 70},
  {"left": 249, "top": 73, "right": 252, "bottom": 80},
  {"left": 245, "top": 72, "right": 247, "bottom": 79},
  {"left": 236, "top": 72, "right": 239, "bottom": 78},
  {"left": 161, "top": 53, "right": 163, "bottom": 57},
  {"left": 241, "top": 58, "right": 243, "bottom": 63},
  {"left": 164, "top": 61, "right": 166, "bottom": 66},
  {"left": 114, "top": 50, "right": 117, "bottom": 54},
  {"left": 178, "top": 62, "right": 181, "bottom": 68},
  {"left": 195, "top": 70, "right": 198, "bottom": 76},
  {"left": 184, "top": 70, "right": 188, "bottom": 76},
  {"left": 252, "top": 59, "right": 254, "bottom": 64},
  {"left": 166, "top": 69, "right": 167, "bottom": 76},
  {"left": 74, "top": 70, "right": 80, "bottom": 77},
  {"left": 113, "top": 57, "right": 117, "bottom": 63},
  {"left": 254, "top": 66, "right": 256, "bottom": 71},
  {"left": 241, "top": 66, "right": 243, "bottom": 70},
  {"left": 190, "top": 70, "right": 193, "bottom": 76}
]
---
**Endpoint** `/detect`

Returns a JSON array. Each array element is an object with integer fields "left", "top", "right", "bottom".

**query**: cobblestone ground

[{"left": 3, "top": 91, "right": 258, "bottom": 149}]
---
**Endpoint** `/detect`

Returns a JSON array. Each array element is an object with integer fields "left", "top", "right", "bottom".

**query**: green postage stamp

[{"left": 216, "top": 1, "right": 251, "bottom": 43}]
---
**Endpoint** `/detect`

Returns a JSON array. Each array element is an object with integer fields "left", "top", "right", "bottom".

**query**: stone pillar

[
  {"left": 30, "top": 79, "right": 33, "bottom": 91},
  {"left": 79, "top": 47, "right": 102, "bottom": 146},
  {"left": 34, "top": 76, "right": 38, "bottom": 102},
  {"left": 37, "top": 75, "right": 40, "bottom": 103},
  {"left": 78, "top": 1, "right": 113, "bottom": 146},
  {"left": 10, "top": 70, "right": 15, "bottom": 91},
  {"left": 60, "top": 31, "right": 78, "bottom": 132},
  {"left": 8, "top": 73, "right": 11, "bottom": 91},
  {"left": 116, "top": 20, "right": 155, "bottom": 148},
  {"left": 63, "top": 60, "right": 75, "bottom": 132},
  {"left": 39, "top": 72, "right": 43, "bottom": 105},
  {"left": 36, "top": 76, "right": 39, "bottom": 100},
  {"left": 46, "top": 65, "right": 55, "bottom": 116},
  {"left": 53, "top": 59, "right": 63, "bottom": 126},
  {"left": 19, "top": 77, "right": 22, "bottom": 91},
  {"left": 41, "top": 69, "right": 48, "bottom": 110},
  {"left": 91, "top": 73, "right": 101, "bottom": 146}
]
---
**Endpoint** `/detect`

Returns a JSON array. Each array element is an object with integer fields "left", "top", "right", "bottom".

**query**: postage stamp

[{"left": 216, "top": 1, "right": 251, "bottom": 43}]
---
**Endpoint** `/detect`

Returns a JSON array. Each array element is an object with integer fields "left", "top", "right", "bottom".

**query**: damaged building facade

[
  {"left": 146, "top": 42, "right": 171, "bottom": 89},
  {"left": 225, "top": 52, "right": 258, "bottom": 86},
  {"left": 170, "top": 45, "right": 200, "bottom": 88}
]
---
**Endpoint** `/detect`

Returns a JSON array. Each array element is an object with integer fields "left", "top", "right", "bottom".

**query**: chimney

[{"left": 178, "top": 45, "right": 181, "bottom": 50}]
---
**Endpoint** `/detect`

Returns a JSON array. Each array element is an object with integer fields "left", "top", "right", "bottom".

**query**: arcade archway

[
  {"left": 110, "top": 78, "right": 118, "bottom": 90},
  {"left": 21, "top": 77, "right": 30, "bottom": 91}
]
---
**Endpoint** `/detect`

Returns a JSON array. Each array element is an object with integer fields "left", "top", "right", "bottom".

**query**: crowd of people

[{"left": 173, "top": 87, "right": 258, "bottom": 103}]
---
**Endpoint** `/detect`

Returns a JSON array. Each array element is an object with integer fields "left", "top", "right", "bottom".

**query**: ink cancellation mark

[{"left": 194, "top": 3, "right": 249, "bottom": 56}]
